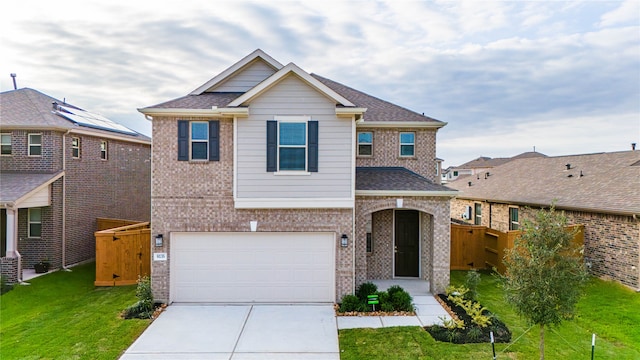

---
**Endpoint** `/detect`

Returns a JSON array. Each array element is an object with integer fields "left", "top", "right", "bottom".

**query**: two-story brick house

[
  {"left": 140, "top": 50, "right": 456, "bottom": 303},
  {"left": 0, "top": 88, "right": 151, "bottom": 283}
]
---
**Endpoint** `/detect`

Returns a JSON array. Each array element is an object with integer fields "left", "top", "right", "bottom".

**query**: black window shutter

[
  {"left": 177, "top": 120, "right": 189, "bottom": 161},
  {"left": 308, "top": 120, "right": 318, "bottom": 172},
  {"left": 266, "top": 121, "right": 277, "bottom": 172},
  {"left": 208, "top": 120, "right": 219, "bottom": 161}
]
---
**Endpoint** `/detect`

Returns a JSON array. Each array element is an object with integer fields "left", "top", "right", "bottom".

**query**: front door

[{"left": 394, "top": 210, "right": 419, "bottom": 277}]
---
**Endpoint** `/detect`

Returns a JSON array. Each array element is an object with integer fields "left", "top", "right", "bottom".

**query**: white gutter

[
  {"left": 355, "top": 120, "right": 447, "bottom": 129},
  {"left": 138, "top": 107, "right": 249, "bottom": 117},
  {"left": 355, "top": 190, "right": 459, "bottom": 197}
]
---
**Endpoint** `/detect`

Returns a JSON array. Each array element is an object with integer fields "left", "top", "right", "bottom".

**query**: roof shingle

[{"left": 356, "top": 167, "right": 454, "bottom": 192}]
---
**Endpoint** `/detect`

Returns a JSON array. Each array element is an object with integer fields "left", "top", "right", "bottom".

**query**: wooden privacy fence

[
  {"left": 451, "top": 223, "right": 584, "bottom": 274},
  {"left": 96, "top": 217, "right": 144, "bottom": 231},
  {"left": 94, "top": 221, "right": 151, "bottom": 286}
]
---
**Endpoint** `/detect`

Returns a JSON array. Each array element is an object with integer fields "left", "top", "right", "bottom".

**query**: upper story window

[
  {"left": 71, "top": 137, "right": 81, "bottom": 158},
  {"left": 100, "top": 141, "right": 108, "bottom": 160},
  {"left": 266, "top": 119, "right": 318, "bottom": 173},
  {"left": 399, "top": 132, "right": 415, "bottom": 157},
  {"left": 28, "top": 208, "right": 42, "bottom": 238},
  {"left": 177, "top": 120, "right": 219, "bottom": 162},
  {"left": 474, "top": 203, "right": 482, "bottom": 225},
  {"left": 357, "top": 132, "right": 373, "bottom": 156},
  {"left": 190, "top": 122, "right": 209, "bottom": 160},
  {"left": 28, "top": 133, "right": 42, "bottom": 156},
  {"left": 1, "top": 133, "right": 11, "bottom": 155},
  {"left": 279, "top": 122, "right": 307, "bottom": 171},
  {"left": 509, "top": 207, "right": 519, "bottom": 230}
]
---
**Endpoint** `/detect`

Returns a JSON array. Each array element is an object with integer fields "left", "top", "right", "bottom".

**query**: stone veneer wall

[
  {"left": 356, "top": 127, "right": 438, "bottom": 183},
  {"left": 451, "top": 198, "right": 640, "bottom": 290},
  {"left": 356, "top": 196, "right": 451, "bottom": 294}
]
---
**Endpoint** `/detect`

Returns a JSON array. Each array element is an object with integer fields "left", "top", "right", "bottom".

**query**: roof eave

[
  {"left": 356, "top": 121, "right": 447, "bottom": 129},
  {"left": 356, "top": 190, "right": 458, "bottom": 197},
  {"left": 138, "top": 107, "right": 249, "bottom": 117},
  {"left": 7, "top": 171, "right": 65, "bottom": 208},
  {"left": 455, "top": 195, "right": 640, "bottom": 217}
]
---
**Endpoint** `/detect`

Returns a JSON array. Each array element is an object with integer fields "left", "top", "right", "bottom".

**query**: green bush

[
  {"left": 356, "top": 282, "right": 378, "bottom": 302},
  {"left": 390, "top": 289, "right": 414, "bottom": 312},
  {"left": 340, "top": 294, "right": 364, "bottom": 312},
  {"left": 123, "top": 276, "right": 154, "bottom": 319}
]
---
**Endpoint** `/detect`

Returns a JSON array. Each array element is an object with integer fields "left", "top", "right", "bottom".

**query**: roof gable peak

[{"left": 190, "top": 49, "right": 283, "bottom": 95}]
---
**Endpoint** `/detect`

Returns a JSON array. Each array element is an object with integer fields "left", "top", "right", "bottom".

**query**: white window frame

[
  {"left": 276, "top": 117, "right": 308, "bottom": 173},
  {"left": 28, "top": 208, "right": 42, "bottom": 238},
  {"left": 100, "top": 140, "right": 108, "bottom": 160},
  {"left": 509, "top": 207, "right": 519, "bottom": 231},
  {"left": 357, "top": 131, "right": 373, "bottom": 157},
  {"left": 399, "top": 132, "right": 415, "bottom": 157},
  {"left": 189, "top": 121, "right": 209, "bottom": 161},
  {"left": 1, "top": 133, "right": 11, "bottom": 155},
  {"left": 28, "top": 133, "right": 42, "bottom": 157},
  {"left": 474, "top": 203, "right": 482, "bottom": 225},
  {"left": 71, "top": 137, "right": 81, "bottom": 158}
]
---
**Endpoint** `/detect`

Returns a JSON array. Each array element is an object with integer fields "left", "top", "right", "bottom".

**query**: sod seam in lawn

[
  {"left": 0, "top": 263, "right": 150, "bottom": 360},
  {"left": 338, "top": 271, "right": 640, "bottom": 360}
]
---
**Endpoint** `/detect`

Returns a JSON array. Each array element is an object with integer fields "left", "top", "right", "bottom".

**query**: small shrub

[
  {"left": 464, "top": 270, "right": 481, "bottom": 300},
  {"left": 123, "top": 276, "right": 154, "bottom": 319},
  {"left": 1, "top": 275, "right": 14, "bottom": 295},
  {"left": 339, "top": 294, "right": 364, "bottom": 312},
  {"left": 467, "top": 326, "right": 483, "bottom": 342},
  {"left": 390, "top": 289, "right": 414, "bottom": 312},
  {"left": 387, "top": 285, "right": 404, "bottom": 297},
  {"left": 441, "top": 316, "right": 465, "bottom": 330},
  {"left": 356, "top": 282, "right": 378, "bottom": 302}
]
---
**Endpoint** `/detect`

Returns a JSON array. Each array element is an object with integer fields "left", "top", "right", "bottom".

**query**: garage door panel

[{"left": 171, "top": 232, "right": 335, "bottom": 302}]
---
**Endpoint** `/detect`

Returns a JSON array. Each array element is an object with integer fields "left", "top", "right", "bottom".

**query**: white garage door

[{"left": 171, "top": 232, "right": 335, "bottom": 303}]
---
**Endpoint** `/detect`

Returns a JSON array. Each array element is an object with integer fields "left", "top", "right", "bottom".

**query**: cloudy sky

[{"left": 1, "top": 0, "right": 638, "bottom": 167}]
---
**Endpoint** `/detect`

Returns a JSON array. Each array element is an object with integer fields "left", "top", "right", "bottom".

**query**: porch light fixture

[
  {"left": 250, "top": 221, "right": 258, "bottom": 232},
  {"left": 155, "top": 234, "right": 163, "bottom": 247},
  {"left": 341, "top": 234, "right": 349, "bottom": 247}
]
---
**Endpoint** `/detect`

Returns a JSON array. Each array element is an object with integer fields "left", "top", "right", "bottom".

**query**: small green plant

[
  {"left": 467, "top": 326, "right": 483, "bottom": 341},
  {"left": 447, "top": 284, "right": 491, "bottom": 328},
  {"left": 123, "top": 276, "right": 154, "bottom": 319},
  {"left": 464, "top": 270, "right": 481, "bottom": 301},
  {"left": 390, "top": 289, "right": 414, "bottom": 312},
  {"left": 339, "top": 294, "right": 364, "bottom": 312},
  {"left": 441, "top": 316, "right": 465, "bottom": 330},
  {"left": 356, "top": 282, "right": 378, "bottom": 302}
]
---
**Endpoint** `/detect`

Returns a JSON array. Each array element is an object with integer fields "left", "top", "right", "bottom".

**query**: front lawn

[
  {"left": 339, "top": 271, "right": 640, "bottom": 359},
  {"left": 0, "top": 263, "right": 150, "bottom": 359}
]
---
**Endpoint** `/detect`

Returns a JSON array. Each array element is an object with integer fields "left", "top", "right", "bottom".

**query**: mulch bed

[
  {"left": 333, "top": 303, "right": 415, "bottom": 316},
  {"left": 424, "top": 294, "right": 511, "bottom": 344}
]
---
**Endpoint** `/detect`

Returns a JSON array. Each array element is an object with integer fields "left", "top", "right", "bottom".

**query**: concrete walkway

[
  {"left": 120, "top": 304, "right": 339, "bottom": 360},
  {"left": 337, "top": 279, "right": 451, "bottom": 330}
]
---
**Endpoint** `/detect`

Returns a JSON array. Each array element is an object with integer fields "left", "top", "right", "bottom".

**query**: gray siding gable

[{"left": 210, "top": 59, "right": 278, "bottom": 93}]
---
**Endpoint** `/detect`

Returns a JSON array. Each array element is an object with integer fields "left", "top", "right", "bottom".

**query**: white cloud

[{"left": 599, "top": 0, "right": 640, "bottom": 27}]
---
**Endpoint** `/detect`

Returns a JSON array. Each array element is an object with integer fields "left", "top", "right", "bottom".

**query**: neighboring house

[
  {"left": 0, "top": 88, "right": 151, "bottom": 283},
  {"left": 139, "top": 49, "right": 457, "bottom": 304},
  {"left": 447, "top": 150, "right": 640, "bottom": 290},
  {"left": 442, "top": 151, "right": 545, "bottom": 183}
]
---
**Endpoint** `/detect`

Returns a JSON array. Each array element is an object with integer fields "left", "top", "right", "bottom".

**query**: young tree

[{"left": 503, "top": 205, "right": 588, "bottom": 360}]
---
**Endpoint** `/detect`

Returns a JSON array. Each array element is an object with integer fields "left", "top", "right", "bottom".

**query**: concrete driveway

[{"left": 120, "top": 304, "right": 339, "bottom": 360}]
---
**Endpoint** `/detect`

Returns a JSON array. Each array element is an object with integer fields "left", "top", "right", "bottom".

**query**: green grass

[
  {"left": 0, "top": 263, "right": 150, "bottom": 359},
  {"left": 339, "top": 271, "right": 640, "bottom": 359}
]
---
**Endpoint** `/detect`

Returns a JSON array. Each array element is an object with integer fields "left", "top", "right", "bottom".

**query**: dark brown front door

[
  {"left": 394, "top": 210, "right": 419, "bottom": 277},
  {"left": 1, "top": 209, "right": 5, "bottom": 258}
]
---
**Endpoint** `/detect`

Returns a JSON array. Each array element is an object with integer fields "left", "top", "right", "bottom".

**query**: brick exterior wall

[
  {"left": 1, "top": 129, "right": 150, "bottom": 282},
  {"left": 356, "top": 127, "right": 439, "bottom": 182},
  {"left": 150, "top": 116, "right": 354, "bottom": 303},
  {"left": 451, "top": 198, "right": 640, "bottom": 290},
  {"left": 355, "top": 196, "right": 451, "bottom": 294},
  {"left": 0, "top": 257, "right": 19, "bottom": 283}
]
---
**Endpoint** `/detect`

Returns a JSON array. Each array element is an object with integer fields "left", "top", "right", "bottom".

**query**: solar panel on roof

[{"left": 55, "top": 105, "right": 137, "bottom": 135}]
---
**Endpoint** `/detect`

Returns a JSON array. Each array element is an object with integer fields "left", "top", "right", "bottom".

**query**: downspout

[{"left": 61, "top": 130, "right": 71, "bottom": 271}]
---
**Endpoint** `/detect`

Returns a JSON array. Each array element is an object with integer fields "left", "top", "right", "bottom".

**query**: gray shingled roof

[
  {"left": 456, "top": 152, "right": 547, "bottom": 169},
  {"left": 143, "top": 72, "right": 444, "bottom": 125},
  {"left": 356, "top": 167, "right": 454, "bottom": 192},
  {"left": 0, "top": 88, "right": 149, "bottom": 141},
  {"left": 447, "top": 151, "right": 640, "bottom": 215},
  {"left": 0, "top": 171, "right": 63, "bottom": 204},
  {"left": 144, "top": 92, "right": 244, "bottom": 109},
  {"left": 311, "top": 74, "right": 443, "bottom": 123}
]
